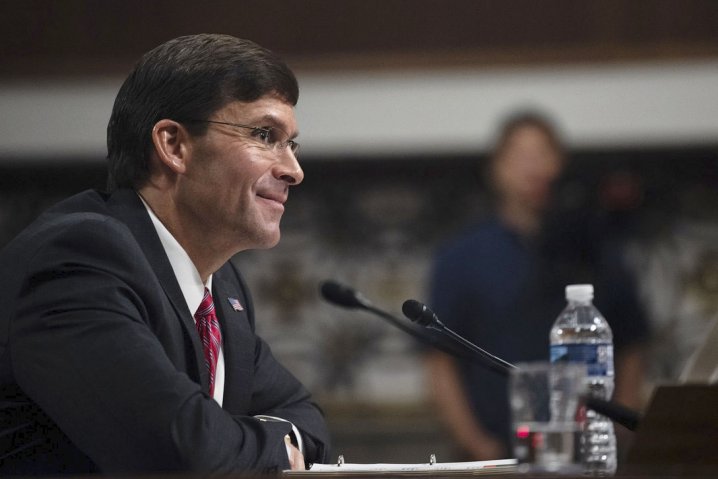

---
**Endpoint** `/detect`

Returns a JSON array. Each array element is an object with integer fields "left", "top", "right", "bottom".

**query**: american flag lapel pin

[{"left": 227, "top": 297, "right": 244, "bottom": 311}]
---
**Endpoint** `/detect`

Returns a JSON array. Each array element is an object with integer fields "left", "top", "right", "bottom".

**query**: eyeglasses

[{"left": 183, "top": 119, "right": 300, "bottom": 155}]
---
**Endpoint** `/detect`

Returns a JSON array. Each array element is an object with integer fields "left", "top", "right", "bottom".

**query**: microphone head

[
  {"left": 402, "top": 299, "right": 436, "bottom": 327},
  {"left": 319, "top": 280, "right": 367, "bottom": 309}
]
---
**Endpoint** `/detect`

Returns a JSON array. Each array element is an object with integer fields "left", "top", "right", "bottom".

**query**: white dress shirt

[{"left": 140, "top": 197, "right": 226, "bottom": 406}]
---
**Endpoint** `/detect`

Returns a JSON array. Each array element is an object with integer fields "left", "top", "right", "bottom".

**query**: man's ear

[{"left": 151, "top": 119, "right": 190, "bottom": 174}]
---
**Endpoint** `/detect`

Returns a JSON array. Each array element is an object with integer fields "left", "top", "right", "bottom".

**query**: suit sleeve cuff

[{"left": 254, "top": 415, "right": 305, "bottom": 455}]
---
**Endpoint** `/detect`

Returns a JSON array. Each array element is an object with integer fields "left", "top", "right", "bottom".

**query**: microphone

[
  {"left": 402, "top": 299, "right": 518, "bottom": 375},
  {"left": 401, "top": 299, "right": 441, "bottom": 327},
  {"left": 401, "top": 300, "right": 641, "bottom": 431},
  {"left": 319, "top": 280, "right": 478, "bottom": 363},
  {"left": 320, "top": 280, "right": 370, "bottom": 309}
]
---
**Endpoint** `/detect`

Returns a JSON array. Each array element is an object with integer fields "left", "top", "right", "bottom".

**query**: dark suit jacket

[{"left": 0, "top": 189, "right": 329, "bottom": 474}]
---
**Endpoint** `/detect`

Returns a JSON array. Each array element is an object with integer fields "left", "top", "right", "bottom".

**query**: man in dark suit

[{"left": 0, "top": 34, "right": 329, "bottom": 474}]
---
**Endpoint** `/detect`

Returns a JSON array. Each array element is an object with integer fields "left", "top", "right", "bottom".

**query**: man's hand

[{"left": 285, "top": 435, "right": 305, "bottom": 471}]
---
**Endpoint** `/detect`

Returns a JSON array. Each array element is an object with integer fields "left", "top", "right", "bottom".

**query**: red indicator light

[{"left": 516, "top": 425, "right": 530, "bottom": 439}]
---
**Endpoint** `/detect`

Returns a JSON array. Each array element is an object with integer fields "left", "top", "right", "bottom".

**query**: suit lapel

[
  {"left": 106, "top": 189, "right": 209, "bottom": 392},
  {"left": 213, "top": 275, "right": 254, "bottom": 414}
]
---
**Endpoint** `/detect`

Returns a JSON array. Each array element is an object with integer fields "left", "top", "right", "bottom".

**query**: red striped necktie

[{"left": 194, "top": 287, "right": 222, "bottom": 397}]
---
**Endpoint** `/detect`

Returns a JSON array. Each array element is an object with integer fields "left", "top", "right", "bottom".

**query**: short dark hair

[
  {"left": 491, "top": 110, "right": 564, "bottom": 160},
  {"left": 482, "top": 110, "right": 566, "bottom": 201},
  {"left": 106, "top": 34, "right": 299, "bottom": 191}
]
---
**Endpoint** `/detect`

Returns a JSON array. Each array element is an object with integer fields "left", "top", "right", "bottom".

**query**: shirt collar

[{"left": 138, "top": 194, "right": 212, "bottom": 316}]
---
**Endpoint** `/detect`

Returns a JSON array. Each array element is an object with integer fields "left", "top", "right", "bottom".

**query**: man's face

[
  {"left": 493, "top": 125, "right": 563, "bottom": 213},
  {"left": 177, "top": 95, "right": 303, "bottom": 252}
]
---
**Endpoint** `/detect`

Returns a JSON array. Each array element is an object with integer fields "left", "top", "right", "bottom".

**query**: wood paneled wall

[{"left": 2, "top": 0, "right": 717, "bottom": 77}]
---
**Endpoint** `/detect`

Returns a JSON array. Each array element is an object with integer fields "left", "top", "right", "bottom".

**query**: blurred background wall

[{"left": 1, "top": 0, "right": 718, "bottom": 463}]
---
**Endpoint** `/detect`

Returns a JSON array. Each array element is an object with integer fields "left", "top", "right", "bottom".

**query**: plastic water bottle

[{"left": 549, "top": 284, "right": 617, "bottom": 475}]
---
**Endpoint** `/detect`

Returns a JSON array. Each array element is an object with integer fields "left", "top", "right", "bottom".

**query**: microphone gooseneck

[
  {"left": 402, "top": 299, "right": 517, "bottom": 375},
  {"left": 401, "top": 300, "right": 641, "bottom": 430},
  {"left": 584, "top": 397, "right": 641, "bottom": 432}
]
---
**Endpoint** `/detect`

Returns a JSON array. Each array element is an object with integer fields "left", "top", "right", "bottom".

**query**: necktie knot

[
  {"left": 194, "top": 287, "right": 222, "bottom": 397},
  {"left": 196, "top": 288, "right": 215, "bottom": 317}
]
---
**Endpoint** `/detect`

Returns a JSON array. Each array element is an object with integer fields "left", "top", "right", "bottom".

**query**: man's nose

[{"left": 275, "top": 152, "right": 304, "bottom": 185}]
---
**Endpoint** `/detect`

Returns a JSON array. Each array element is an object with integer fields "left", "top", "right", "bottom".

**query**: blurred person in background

[{"left": 424, "top": 111, "right": 649, "bottom": 460}]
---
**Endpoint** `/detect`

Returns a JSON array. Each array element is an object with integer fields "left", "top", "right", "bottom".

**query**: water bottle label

[{"left": 550, "top": 343, "right": 614, "bottom": 377}]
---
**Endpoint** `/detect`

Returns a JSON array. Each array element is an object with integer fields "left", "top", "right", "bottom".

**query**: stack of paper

[{"left": 287, "top": 458, "right": 517, "bottom": 475}]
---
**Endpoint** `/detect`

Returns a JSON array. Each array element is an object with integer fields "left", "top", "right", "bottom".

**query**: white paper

[{"left": 304, "top": 458, "right": 517, "bottom": 473}]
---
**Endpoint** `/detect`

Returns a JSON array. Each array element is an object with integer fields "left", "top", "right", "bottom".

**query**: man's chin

[
  {"left": 251, "top": 229, "right": 281, "bottom": 250},
  {"left": 237, "top": 217, "right": 282, "bottom": 250}
]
